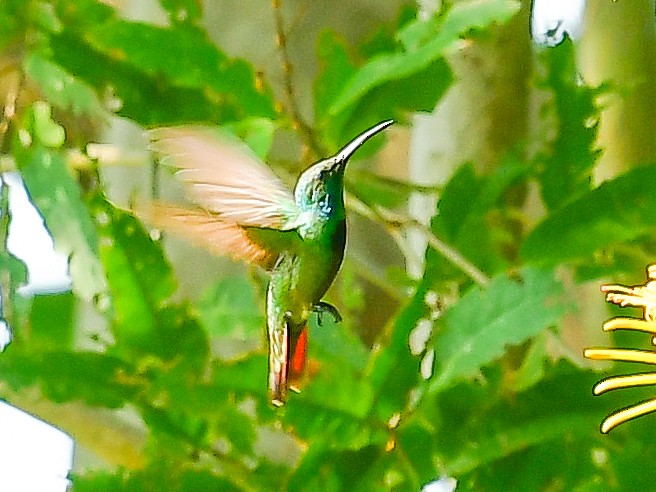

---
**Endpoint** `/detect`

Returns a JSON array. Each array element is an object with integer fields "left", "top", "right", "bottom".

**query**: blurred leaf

[
  {"left": 89, "top": 196, "right": 180, "bottom": 353},
  {"left": 430, "top": 361, "right": 628, "bottom": 490},
  {"left": 51, "top": 31, "right": 225, "bottom": 126},
  {"left": 0, "top": 1, "right": 22, "bottom": 50},
  {"left": 314, "top": 7, "right": 451, "bottom": 148},
  {"left": 430, "top": 161, "right": 530, "bottom": 277},
  {"left": 308, "top": 315, "right": 370, "bottom": 373},
  {"left": 288, "top": 444, "right": 385, "bottom": 492},
  {"left": 213, "top": 403, "right": 258, "bottom": 455},
  {"left": 224, "top": 117, "right": 277, "bottom": 160},
  {"left": 396, "top": 420, "right": 439, "bottom": 484},
  {"left": 512, "top": 332, "right": 548, "bottom": 392},
  {"left": 534, "top": 38, "right": 602, "bottom": 209},
  {"left": 0, "top": 179, "right": 27, "bottom": 340},
  {"left": 284, "top": 331, "right": 379, "bottom": 446},
  {"left": 32, "top": 101, "right": 66, "bottom": 147},
  {"left": 0, "top": 178, "right": 28, "bottom": 292},
  {"left": 358, "top": 5, "right": 416, "bottom": 60},
  {"left": 445, "top": 413, "right": 596, "bottom": 476},
  {"left": 0, "top": 349, "right": 138, "bottom": 407},
  {"left": 48, "top": 3, "right": 276, "bottom": 126},
  {"left": 17, "top": 146, "right": 106, "bottom": 301},
  {"left": 152, "top": 304, "right": 210, "bottom": 373},
  {"left": 328, "top": 0, "right": 520, "bottom": 116},
  {"left": 367, "top": 287, "right": 425, "bottom": 418},
  {"left": 293, "top": 364, "right": 373, "bottom": 421},
  {"left": 346, "top": 170, "right": 438, "bottom": 210},
  {"left": 521, "top": 165, "right": 656, "bottom": 266},
  {"left": 28, "top": 291, "right": 75, "bottom": 349},
  {"left": 24, "top": 53, "right": 106, "bottom": 119},
  {"left": 197, "top": 276, "right": 264, "bottom": 338},
  {"left": 74, "top": 467, "right": 244, "bottom": 492},
  {"left": 314, "top": 30, "right": 358, "bottom": 145},
  {"left": 207, "top": 355, "right": 270, "bottom": 408},
  {"left": 158, "top": 0, "right": 202, "bottom": 24},
  {"left": 0, "top": 250, "right": 26, "bottom": 292},
  {"left": 28, "top": 1, "right": 62, "bottom": 33},
  {"left": 84, "top": 198, "right": 206, "bottom": 372},
  {"left": 41, "top": 351, "right": 139, "bottom": 407},
  {"left": 429, "top": 267, "right": 568, "bottom": 393}
]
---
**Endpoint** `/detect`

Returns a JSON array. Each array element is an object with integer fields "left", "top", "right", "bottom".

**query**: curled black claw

[{"left": 313, "top": 302, "right": 342, "bottom": 326}]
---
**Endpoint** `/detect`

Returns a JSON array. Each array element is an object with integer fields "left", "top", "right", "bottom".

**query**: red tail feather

[{"left": 289, "top": 327, "right": 308, "bottom": 388}]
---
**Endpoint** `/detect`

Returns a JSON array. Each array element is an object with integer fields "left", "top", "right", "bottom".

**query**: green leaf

[
  {"left": 0, "top": 179, "right": 27, "bottom": 338},
  {"left": 197, "top": 276, "right": 264, "bottom": 339},
  {"left": 396, "top": 420, "right": 440, "bottom": 484},
  {"left": 429, "top": 267, "right": 568, "bottom": 393},
  {"left": 158, "top": 0, "right": 202, "bottom": 24},
  {"left": 314, "top": 30, "right": 358, "bottom": 138},
  {"left": 521, "top": 165, "right": 656, "bottom": 266},
  {"left": 367, "top": 286, "right": 426, "bottom": 417},
  {"left": 308, "top": 314, "right": 370, "bottom": 373},
  {"left": 314, "top": 11, "right": 452, "bottom": 148},
  {"left": 28, "top": 291, "right": 75, "bottom": 349},
  {"left": 50, "top": 31, "right": 225, "bottom": 126},
  {"left": 0, "top": 251, "right": 27, "bottom": 293},
  {"left": 89, "top": 196, "right": 177, "bottom": 352},
  {"left": 73, "top": 467, "right": 244, "bottom": 492},
  {"left": 445, "top": 413, "right": 596, "bottom": 476},
  {"left": 292, "top": 362, "right": 373, "bottom": 420},
  {"left": 346, "top": 171, "right": 437, "bottom": 211},
  {"left": 152, "top": 304, "right": 210, "bottom": 373},
  {"left": 48, "top": 5, "right": 277, "bottom": 126},
  {"left": 0, "top": 178, "right": 28, "bottom": 291},
  {"left": 210, "top": 354, "right": 269, "bottom": 401},
  {"left": 0, "top": 350, "right": 138, "bottom": 407},
  {"left": 282, "top": 331, "right": 378, "bottom": 446},
  {"left": 288, "top": 444, "right": 385, "bottom": 492},
  {"left": 32, "top": 101, "right": 66, "bottom": 148},
  {"left": 533, "top": 38, "right": 602, "bottom": 209},
  {"left": 223, "top": 117, "right": 277, "bottom": 161},
  {"left": 328, "top": 0, "right": 520, "bottom": 116},
  {"left": 429, "top": 360, "right": 644, "bottom": 490},
  {"left": 192, "top": 277, "right": 256, "bottom": 372},
  {"left": 426, "top": 159, "right": 530, "bottom": 283},
  {"left": 18, "top": 146, "right": 106, "bottom": 301},
  {"left": 0, "top": 1, "right": 22, "bottom": 51},
  {"left": 512, "top": 332, "right": 548, "bottom": 392},
  {"left": 24, "top": 53, "right": 105, "bottom": 119},
  {"left": 84, "top": 198, "right": 205, "bottom": 369}
]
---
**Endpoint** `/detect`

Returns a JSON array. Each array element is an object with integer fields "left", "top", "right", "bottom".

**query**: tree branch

[
  {"left": 271, "top": 0, "right": 326, "bottom": 158},
  {"left": 346, "top": 193, "right": 491, "bottom": 288}
]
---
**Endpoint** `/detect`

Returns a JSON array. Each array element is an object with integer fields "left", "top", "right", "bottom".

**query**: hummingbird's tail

[
  {"left": 269, "top": 322, "right": 308, "bottom": 406},
  {"left": 289, "top": 327, "right": 308, "bottom": 391}
]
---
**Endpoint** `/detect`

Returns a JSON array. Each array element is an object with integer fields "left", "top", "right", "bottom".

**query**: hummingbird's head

[{"left": 293, "top": 120, "right": 394, "bottom": 217}]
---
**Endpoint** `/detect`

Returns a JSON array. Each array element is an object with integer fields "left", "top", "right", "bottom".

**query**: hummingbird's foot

[{"left": 313, "top": 302, "right": 342, "bottom": 326}]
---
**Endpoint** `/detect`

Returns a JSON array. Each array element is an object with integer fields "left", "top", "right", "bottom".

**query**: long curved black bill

[{"left": 333, "top": 120, "right": 395, "bottom": 163}]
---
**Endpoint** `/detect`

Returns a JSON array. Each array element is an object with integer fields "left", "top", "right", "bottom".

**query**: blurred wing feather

[
  {"left": 146, "top": 203, "right": 285, "bottom": 269},
  {"left": 150, "top": 127, "right": 299, "bottom": 230}
]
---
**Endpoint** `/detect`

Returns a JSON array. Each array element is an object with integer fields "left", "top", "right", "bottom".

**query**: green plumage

[{"left": 149, "top": 120, "right": 393, "bottom": 405}]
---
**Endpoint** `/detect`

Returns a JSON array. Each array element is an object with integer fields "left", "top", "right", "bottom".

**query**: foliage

[{"left": 1, "top": 0, "right": 656, "bottom": 491}]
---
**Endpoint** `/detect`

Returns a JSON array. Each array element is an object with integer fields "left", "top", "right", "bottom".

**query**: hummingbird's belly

[{"left": 268, "top": 222, "right": 346, "bottom": 327}]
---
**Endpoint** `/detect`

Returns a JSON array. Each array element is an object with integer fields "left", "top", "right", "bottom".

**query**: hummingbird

[{"left": 148, "top": 120, "right": 394, "bottom": 405}]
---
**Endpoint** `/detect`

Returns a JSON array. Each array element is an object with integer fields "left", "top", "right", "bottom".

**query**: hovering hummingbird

[{"left": 149, "top": 120, "right": 394, "bottom": 405}]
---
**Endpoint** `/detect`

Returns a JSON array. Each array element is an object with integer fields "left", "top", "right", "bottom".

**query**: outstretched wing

[
  {"left": 150, "top": 127, "right": 301, "bottom": 230},
  {"left": 146, "top": 203, "right": 295, "bottom": 269},
  {"left": 147, "top": 127, "right": 302, "bottom": 268}
]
